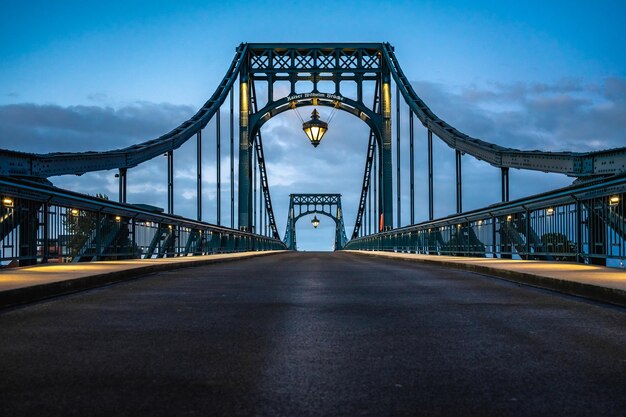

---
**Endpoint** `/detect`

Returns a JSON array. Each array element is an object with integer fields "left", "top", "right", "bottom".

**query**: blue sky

[{"left": 1, "top": 0, "right": 625, "bottom": 250}]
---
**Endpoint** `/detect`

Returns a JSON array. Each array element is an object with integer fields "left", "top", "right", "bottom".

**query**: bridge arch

[
  {"left": 283, "top": 194, "right": 348, "bottom": 251},
  {"left": 248, "top": 94, "right": 383, "bottom": 145}
]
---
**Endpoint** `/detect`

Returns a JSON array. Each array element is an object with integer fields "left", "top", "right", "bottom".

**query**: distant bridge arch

[{"left": 284, "top": 194, "right": 348, "bottom": 251}]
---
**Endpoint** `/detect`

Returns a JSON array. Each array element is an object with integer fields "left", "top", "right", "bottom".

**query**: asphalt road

[{"left": 1, "top": 252, "right": 625, "bottom": 417}]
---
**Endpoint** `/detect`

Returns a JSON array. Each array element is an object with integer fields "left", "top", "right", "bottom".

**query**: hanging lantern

[
  {"left": 311, "top": 215, "right": 320, "bottom": 229},
  {"left": 302, "top": 109, "right": 328, "bottom": 147}
]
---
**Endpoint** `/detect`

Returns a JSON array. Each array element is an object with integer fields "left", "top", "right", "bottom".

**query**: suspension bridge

[
  {"left": 1, "top": 42, "right": 624, "bottom": 263},
  {"left": 1, "top": 43, "right": 625, "bottom": 416}
]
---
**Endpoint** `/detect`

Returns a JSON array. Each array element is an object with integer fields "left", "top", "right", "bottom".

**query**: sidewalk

[
  {"left": 347, "top": 250, "right": 626, "bottom": 307},
  {"left": 0, "top": 251, "right": 287, "bottom": 309}
]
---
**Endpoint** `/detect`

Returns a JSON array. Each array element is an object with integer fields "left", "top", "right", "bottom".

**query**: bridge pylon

[{"left": 238, "top": 44, "right": 395, "bottom": 233}]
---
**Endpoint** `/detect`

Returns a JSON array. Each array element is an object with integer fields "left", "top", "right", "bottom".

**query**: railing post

[
  {"left": 525, "top": 209, "right": 531, "bottom": 260},
  {"left": 95, "top": 210, "right": 102, "bottom": 261},
  {"left": 41, "top": 202, "right": 49, "bottom": 264},
  {"left": 131, "top": 217, "right": 137, "bottom": 259},
  {"left": 492, "top": 217, "right": 497, "bottom": 258},
  {"left": 576, "top": 200, "right": 583, "bottom": 263}
]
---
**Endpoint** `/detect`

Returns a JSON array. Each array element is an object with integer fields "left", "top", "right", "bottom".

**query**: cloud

[
  {"left": 87, "top": 92, "right": 108, "bottom": 102},
  {"left": 0, "top": 77, "right": 624, "bottom": 250},
  {"left": 423, "top": 77, "right": 626, "bottom": 151},
  {"left": 0, "top": 102, "right": 195, "bottom": 152}
]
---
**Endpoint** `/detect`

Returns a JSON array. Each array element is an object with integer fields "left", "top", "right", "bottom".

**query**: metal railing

[
  {"left": 345, "top": 174, "right": 626, "bottom": 268},
  {"left": 0, "top": 176, "right": 285, "bottom": 267}
]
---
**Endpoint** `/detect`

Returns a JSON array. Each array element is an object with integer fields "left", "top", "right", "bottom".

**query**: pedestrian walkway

[
  {"left": 0, "top": 251, "right": 286, "bottom": 308},
  {"left": 347, "top": 250, "right": 626, "bottom": 307}
]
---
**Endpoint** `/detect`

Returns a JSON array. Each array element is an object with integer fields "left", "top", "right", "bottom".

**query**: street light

[
  {"left": 311, "top": 215, "right": 320, "bottom": 229},
  {"left": 302, "top": 109, "right": 328, "bottom": 147},
  {"left": 2, "top": 197, "right": 14, "bottom": 208}
]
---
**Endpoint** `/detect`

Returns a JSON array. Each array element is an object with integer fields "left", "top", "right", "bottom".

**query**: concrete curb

[
  {"left": 0, "top": 251, "right": 287, "bottom": 310},
  {"left": 347, "top": 251, "right": 626, "bottom": 308}
]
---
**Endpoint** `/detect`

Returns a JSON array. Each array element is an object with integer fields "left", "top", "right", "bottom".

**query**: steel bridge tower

[{"left": 238, "top": 44, "right": 394, "bottom": 233}]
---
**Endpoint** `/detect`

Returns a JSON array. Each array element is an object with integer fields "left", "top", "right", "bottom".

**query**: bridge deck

[
  {"left": 0, "top": 252, "right": 625, "bottom": 416},
  {"left": 347, "top": 251, "right": 626, "bottom": 306},
  {"left": 0, "top": 250, "right": 624, "bottom": 308},
  {"left": 0, "top": 251, "right": 286, "bottom": 308}
]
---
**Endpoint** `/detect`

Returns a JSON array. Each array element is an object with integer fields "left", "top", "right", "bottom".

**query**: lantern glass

[
  {"left": 302, "top": 109, "right": 328, "bottom": 147},
  {"left": 311, "top": 215, "right": 320, "bottom": 229}
]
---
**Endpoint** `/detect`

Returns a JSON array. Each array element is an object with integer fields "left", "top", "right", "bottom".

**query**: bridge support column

[
  {"left": 381, "top": 77, "right": 393, "bottom": 231},
  {"left": 118, "top": 168, "right": 127, "bottom": 204},
  {"left": 456, "top": 150, "right": 462, "bottom": 213},
  {"left": 216, "top": 109, "right": 221, "bottom": 225},
  {"left": 428, "top": 129, "right": 434, "bottom": 220},
  {"left": 501, "top": 167, "right": 510, "bottom": 202},
  {"left": 230, "top": 88, "right": 235, "bottom": 229},
  {"left": 167, "top": 151, "right": 174, "bottom": 214},
  {"left": 396, "top": 84, "right": 401, "bottom": 228},
  {"left": 409, "top": 110, "right": 414, "bottom": 225},
  {"left": 286, "top": 202, "right": 296, "bottom": 250},
  {"left": 238, "top": 72, "right": 252, "bottom": 231},
  {"left": 197, "top": 131, "right": 202, "bottom": 221},
  {"left": 253, "top": 145, "right": 257, "bottom": 233}
]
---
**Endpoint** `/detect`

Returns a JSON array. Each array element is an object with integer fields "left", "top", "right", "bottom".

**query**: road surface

[{"left": 1, "top": 251, "right": 625, "bottom": 416}]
